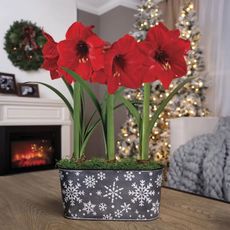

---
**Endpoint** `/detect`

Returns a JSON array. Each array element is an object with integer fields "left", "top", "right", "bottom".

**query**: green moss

[{"left": 57, "top": 158, "right": 163, "bottom": 171}]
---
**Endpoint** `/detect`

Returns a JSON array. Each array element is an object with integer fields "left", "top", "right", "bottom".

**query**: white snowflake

[
  {"left": 96, "top": 190, "right": 102, "bottom": 196},
  {"left": 155, "top": 174, "right": 162, "bottom": 188},
  {"left": 114, "top": 209, "right": 123, "bottom": 218},
  {"left": 97, "top": 172, "right": 106, "bottom": 180},
  {"left": 62, "top": 180, "right": 84, "bottom": 206},
  {"left": 59, "top": 171, "right": 64, "bottom": 181},
  {"left": 75, "top": 171, "right": 81, "bottom": 176},
  {"left": 82, "top": 201, "right": 96, "bottom": 215},
  {"left": 83, "top": 175, "right": 98, "bottom": 188},
  {"left": 151, "top": 200, "right": 160, "bottom": 214},
  {"left": 103, "top": 214, "right": 113, "bottom": 220},
  {"left": 128, "top": 180, "right": 155, "bottom": 206},
  {"left": 121, "top": 202, "right": 131, "bottom": 213},
  {"left": 103, "top": 181, "right": 124, "bottom": 203},
  {"left": 124, "top": 171, "right": 135, "bottom": 181},
  {"left": 137, "top": 214, "right": 146, "bottom": 219},
  {"left": 99, "top": 203, "right": 107, "bottom": 211}
]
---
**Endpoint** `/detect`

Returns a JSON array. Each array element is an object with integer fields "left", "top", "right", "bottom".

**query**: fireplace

[{"left": 0, "top": 126, "right": 61, "bottom": 175}]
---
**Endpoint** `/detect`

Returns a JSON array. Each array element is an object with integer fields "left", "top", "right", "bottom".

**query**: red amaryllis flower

[
  {"left": 97, "top": 34, "right": 145, "bottom": 94},
  {"left": 42, "top": 32, "right": 60, "bottom": 80},
  {"left": 139, "top": 23, "right": 190, "bottom": 88},
  {"left": 57, "top": 22, "right": 105, "bottom": 83}
]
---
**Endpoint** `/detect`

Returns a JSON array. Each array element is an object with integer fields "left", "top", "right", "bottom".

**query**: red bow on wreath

[{"left": 21, "top": 26, "right": 39, "bottom": 51}]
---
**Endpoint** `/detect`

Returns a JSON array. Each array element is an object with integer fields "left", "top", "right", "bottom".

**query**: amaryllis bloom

[
  {"left": 57, "top": 22, "right": 106, "bottom": 83},
  {"left": 98, "top": 34, "right": 145, "bottom": 94},
  {"left": 139, "top": 23, "right": 190, "bottom": 88},
  {"left": 42, "top": 32, "right": 60, "bottom": 80}
]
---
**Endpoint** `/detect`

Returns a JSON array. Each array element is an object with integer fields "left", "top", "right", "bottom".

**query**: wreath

[{"left": 4, "top": 20, "right": 46, "bottom": 71}]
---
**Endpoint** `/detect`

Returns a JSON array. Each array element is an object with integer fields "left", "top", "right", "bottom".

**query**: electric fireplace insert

[{"left": 0, "top": 126, "right": 61, "bottom": 175}]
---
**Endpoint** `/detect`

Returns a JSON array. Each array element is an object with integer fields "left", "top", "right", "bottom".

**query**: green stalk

[
  {"left": 73, "top": 82, "right": 81, "bottom": 160},
  {"left": 106, "top": 94, "right": 115, "bottom": 161},
  {"left": 140, "top": 83, "right": 151, "bottom": 160}
]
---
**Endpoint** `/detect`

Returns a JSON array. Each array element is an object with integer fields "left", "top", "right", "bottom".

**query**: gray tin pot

[{"left": 59, "top": 168, "right": 163, "bottom": 221}]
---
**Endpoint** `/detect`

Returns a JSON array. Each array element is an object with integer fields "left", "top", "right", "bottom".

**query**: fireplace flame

[{"left": 12, "top": 143, "right": 53, "bottom": 168}]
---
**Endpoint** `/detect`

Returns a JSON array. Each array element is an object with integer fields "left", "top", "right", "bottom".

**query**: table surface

[{"left": 0, "top": 170, "right": 229, "bottom": 230}]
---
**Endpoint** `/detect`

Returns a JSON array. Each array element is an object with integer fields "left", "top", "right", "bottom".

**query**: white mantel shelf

[
  {"left": 0, "top": 96, "right": 72, "bottom": 158},
  {"left": 0, "top": 96, "right": 71, "bottom": 126}
]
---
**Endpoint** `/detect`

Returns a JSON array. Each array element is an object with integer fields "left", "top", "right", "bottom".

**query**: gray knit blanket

[{"left": 168, "top": 117, "right": 230, "bottom": 202}]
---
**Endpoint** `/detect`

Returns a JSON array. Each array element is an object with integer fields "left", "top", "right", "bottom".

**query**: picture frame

[
  {"left": 17, "top": 83, "right": 40, "bottom": 98},
  {"left": 0, "top": 72, "right": 17, "bottom": 95}
]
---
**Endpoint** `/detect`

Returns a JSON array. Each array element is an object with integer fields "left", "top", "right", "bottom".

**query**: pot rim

[{"left": 58, "top": 166, "right": 164, "bottom": 173}]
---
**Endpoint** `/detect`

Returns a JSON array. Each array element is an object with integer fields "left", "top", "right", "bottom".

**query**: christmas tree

[{"left": 117, "top": 1, "right": 209, "bottom": 168}]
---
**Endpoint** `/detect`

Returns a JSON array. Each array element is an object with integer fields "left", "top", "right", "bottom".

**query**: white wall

[{"left": 0, "top": 0, "right": 77, "bottom": 99}]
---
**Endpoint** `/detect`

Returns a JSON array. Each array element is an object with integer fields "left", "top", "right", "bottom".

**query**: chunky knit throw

[{"left": 168, "top": 117, "right": 230, "bottom": 202}]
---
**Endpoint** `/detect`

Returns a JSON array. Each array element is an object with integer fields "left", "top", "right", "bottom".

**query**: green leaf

[
  {"left": 83, "top": 109, "right": 99, "bottom": 139},
  {"left": 62, "top": 68, "right": 103, "bottom": 120},
  {"left": 26, "top": 81, "right": 73, "bottom": 118},
  {"left": 80, "top": 86, "right": 85, "bottom": 139},
  {"left": 73, "top": 82, "right": 82, "bottom": 159},
  {"left": 62, "top": 77, "right": 73, "bottom": 98},
  {"left": 80, "top": 119, "right": 101, "bottom": 156},
  {"left": 114, "top": 87, "right": 125, "bottom": 103},
  {"left": 148, "top": 77, "right": 196, "bottom": 136},
  {"left": 117, "top": 95, "right": 141, "bottom": 127},
  {"left": 62, "top": 68, "right": 108, "bottom": 156}
]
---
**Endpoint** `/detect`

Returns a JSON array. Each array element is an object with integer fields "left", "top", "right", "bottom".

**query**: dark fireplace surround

[{"left": 0, "top": 126, "right": 61, "bottom": 175}]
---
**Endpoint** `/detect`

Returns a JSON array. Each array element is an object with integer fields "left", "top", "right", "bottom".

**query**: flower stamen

[
  {"left": 76, "top": 41, "right": 89, "bottom": 63},
  {"left": 113, "top": 71, "right": 121, "bottom": 77},
  {"left": 154, "top": 49, "right": 171, "bottom": 70}
]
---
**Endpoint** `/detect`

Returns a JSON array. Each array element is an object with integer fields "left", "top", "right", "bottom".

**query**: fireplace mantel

[{"left": 0, "top": 96, "right": 72, "bottom": 158}]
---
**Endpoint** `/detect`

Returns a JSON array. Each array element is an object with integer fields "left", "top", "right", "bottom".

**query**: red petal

[
  {"left": 91, "top": 70, "right": 108, "bottom": 84},
  {"left": 57, "top": 40, "right": 77, "bottom": 69},
  {"left": 43, "top": 32, "right": 55, "bottom": 43},
  {"left": 170, "top": 56, "right": 187, "bottom": 77},
  {"left": 42, "top": 33, "right": 58, "bottom": 59},
  {"left": 89, "top": 48, "right": 105, "bottom": 71},
  {"left": 142, "top": 62, "right": 161, "bottom": 83},
  {"left": 42, "top": 57, "right": 58, "bottom": 70},
  {"left": 50, "top": 70, "right": 60, "bottom": 80},
  {"left": 104, "top": 49, "right": 117, "bottom": 77},
  {"left": 138, "top": 41, "right": 157, "bottom": 57},
  {"left": 114, "top": 35, "right": 137, "bottom": 54},
  {"left": 87, "top": 35, "right": 105, "bottom": 48},
  {"left": 107, "top": 75, "right": 119, "bottom": 94},
  {"left": 158, "top": 71, "right": 174, "bottom": 89},
  {"left": 74, "top": 62, "right": 92, "bottom": 81},
  {"left": 166, "top": 39, "right": 190, "bottom": 57},
  {"left": 66, "top": 22, "right": 94, "bottom": 41},
  {"left": 146, "top": 23, "right": 170, "bottom": 47}
]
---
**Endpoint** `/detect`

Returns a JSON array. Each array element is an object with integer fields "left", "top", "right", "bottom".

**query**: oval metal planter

[{"left": 59, "top": 168, "right": 163, "bottom": 221}]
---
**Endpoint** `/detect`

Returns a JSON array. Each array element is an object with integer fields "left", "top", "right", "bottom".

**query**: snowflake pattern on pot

[
  {"left": 83, "top": 175, "right": 98, "bottom": 188},
  {"left": 103, "top": 180, "right": 124, "bottom": 203},
  {"left": 59, "top": 168, "right": 163, "bottom": 220},
  {"left": 83, "top": 201, "right": 96, "bottom": 215},
  {"left": 124, "top": 171, "right": 135, "bottom": 181},
  {"left": 151, "top": 200, "right": 160, "bottom": 214},
  {"left": 155, "top": 174, "right": 162, "bottom": 188},
  {"left": 62, "top": 180, "right": 84, "bottom": 206},
  {"left": 99, "top": 203, "right": 107, "bottom": 211},
  {"left": 97, "top": 172, "right": 106, "bottom": 180},
  {"left": 129, "top": 180, "right": 155, "bottom": 206}
]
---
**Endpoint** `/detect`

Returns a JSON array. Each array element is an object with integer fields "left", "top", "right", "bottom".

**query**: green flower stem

[
  {"left": 140, "top": 83, "right": 151, "bottom": 160},
  {"left": 106, "top": 94, "right": 115, "bottom": 161},
  {"left": 73, "top": 82, "right": 81, "bottom": 160}
]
